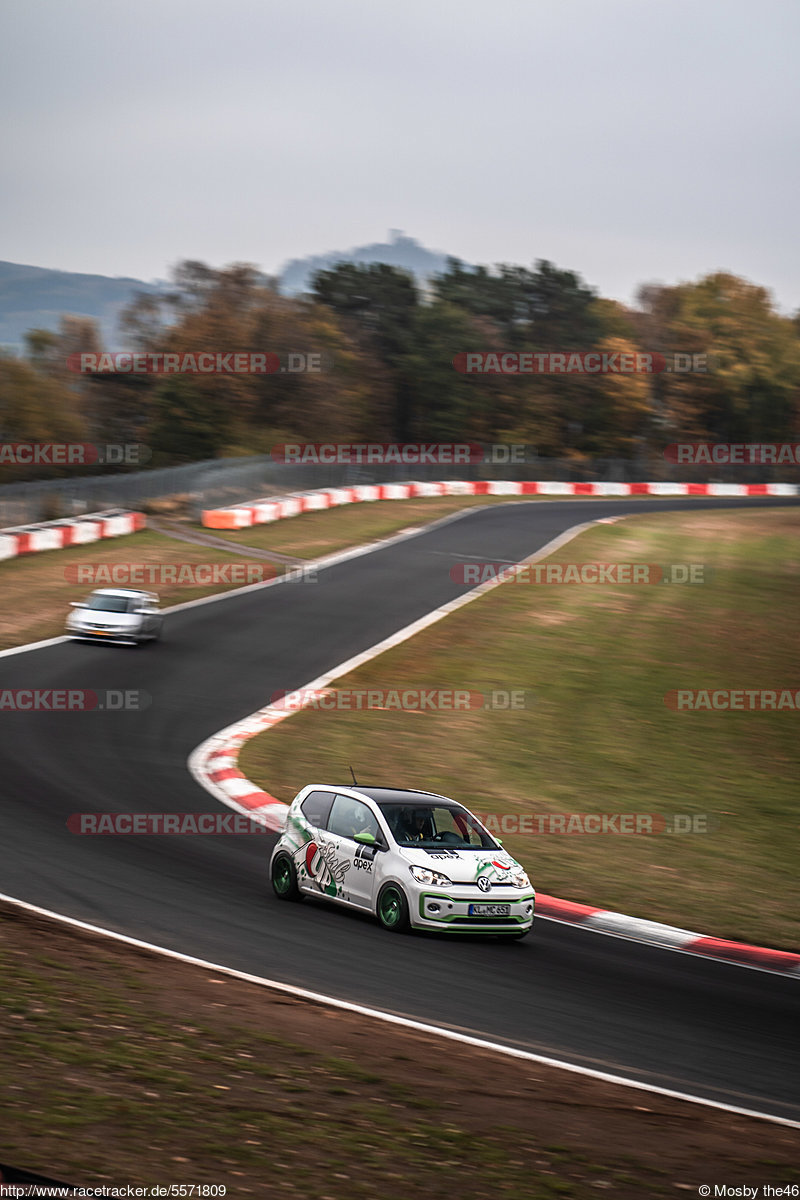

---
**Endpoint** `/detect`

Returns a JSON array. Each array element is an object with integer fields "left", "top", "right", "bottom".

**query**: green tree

[
  {"left": 312, "top": 263, "right": 419, "bottom": 438},
  {"left": 149, "top": 376, "right": 229, "bottom": 462},
  {"left": 402, "top": 301, "right": 494, "bottom": 440}
]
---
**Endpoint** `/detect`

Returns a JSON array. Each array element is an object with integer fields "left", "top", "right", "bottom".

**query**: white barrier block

[
  {"left": 644, "top": 482, "right": 690, "bottom": 496},
  {"left": 537, "top": 481, "right": 574, "bottom": 495},
  {"left": 708, "top": 483, "right": 747, "bottom": 496},
  {"left": 225, "top": 508, "right": 254, "bottom": 528},
  {"left": 300, "top": 492, "right": 329, "bottom": 512},
  {"left": 324, "top": 488, "right": 353, "bottom": 506},
  {"left": 487, "top": 480, "right": 522, "bottom": 495},
  {"left": 591, "top": 481, "right": 631, "bottom": 496},
  {"left": 102, "top": 515, "right": 135, "bottom": 537},
  {"left": 69, "top": 521, "right": 102, "bottom": 544},
  {"left": 352, "top": 485, "right": 380, "bottom": 502},
  {"left": 30, "top": 528, "right": 65, "bottom": 551},
  {"left": 251, "top": 501, "right": 279, "bottom": 524}
]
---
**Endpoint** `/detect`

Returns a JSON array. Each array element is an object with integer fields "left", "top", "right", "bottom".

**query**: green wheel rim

[
  {"left": 379, "top": 888, "right": 402, "bottom": 928},
  {"left": 273, "top": 857, "right": 293, "bottom": 895}
]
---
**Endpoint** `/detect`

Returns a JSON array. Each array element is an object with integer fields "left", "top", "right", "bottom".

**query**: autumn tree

[{"left": 635, "top": 273, "right": 800, "bottom": 447}]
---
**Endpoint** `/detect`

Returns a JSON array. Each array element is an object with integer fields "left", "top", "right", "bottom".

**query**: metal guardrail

[{"left": 0, "top": 454, "right": 797, "bottom": 525}]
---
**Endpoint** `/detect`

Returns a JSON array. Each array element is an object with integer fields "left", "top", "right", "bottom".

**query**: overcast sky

[{"left": 2, "top": 0, "right": 798, "bottom": 311}]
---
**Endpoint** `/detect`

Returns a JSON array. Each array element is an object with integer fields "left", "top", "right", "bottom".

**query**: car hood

[
  {"left": 399, "top": 846, "right": 526, "bottom": 884},
  {"left": 71, "top": 610, "right": 140, "bottom": 627}
]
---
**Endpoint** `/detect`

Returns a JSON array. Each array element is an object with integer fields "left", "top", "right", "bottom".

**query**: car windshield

[
  {"left": 378, "top": 803, "right": 497, "bottom": 849},
  {"left": 86, "top": 595, "right": 135, "bottom": 613}
]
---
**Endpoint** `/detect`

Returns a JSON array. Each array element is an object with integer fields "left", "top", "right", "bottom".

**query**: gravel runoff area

[{"left": 1, "top": 902, "right": 798, "bottom": 1198}]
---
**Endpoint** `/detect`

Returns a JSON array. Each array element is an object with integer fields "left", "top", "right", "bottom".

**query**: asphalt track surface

[{"left": 2, "top": 498, "right": 799, "bottom": 1122}]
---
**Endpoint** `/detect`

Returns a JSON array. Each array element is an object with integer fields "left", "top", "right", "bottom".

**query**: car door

[{"left": 324, "top": 794, "right": 382, "bottom": 909}]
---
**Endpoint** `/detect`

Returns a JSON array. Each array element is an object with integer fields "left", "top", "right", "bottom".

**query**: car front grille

[
  {"left": 449, "top": 880, "right": 517, "bottom": 890},
  {"left": 452, "top": 916, "right": 521, "bottom": 925}
]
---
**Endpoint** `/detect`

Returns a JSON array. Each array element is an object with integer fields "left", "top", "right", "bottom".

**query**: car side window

[
  {"left": 300, "top": 790, "right": 334, "bottom": 829},
  {"left": 327, "top": 795, "right": 380, "bottom": 842}
]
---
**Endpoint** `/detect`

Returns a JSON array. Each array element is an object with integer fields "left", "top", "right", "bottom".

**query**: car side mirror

[
  {"left": 70, "top": 601, "right": 86, "bottom": 608},
  {"left": 353, "top": 831, "right": 377, "bottom": 845}
]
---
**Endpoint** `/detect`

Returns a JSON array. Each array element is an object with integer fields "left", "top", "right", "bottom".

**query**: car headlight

[
  {"left": 409, "top": 865, "right": 452, "bottom": 887},
  {"left": 510, "top": 871, "right": 531, "bottom": 889}
]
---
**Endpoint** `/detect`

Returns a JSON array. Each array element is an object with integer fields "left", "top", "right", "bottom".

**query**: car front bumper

[
  {"left": 67, "top": 626, "right": 144, "bottom": 644},
  {"left": 413, "top": 889, "right": 535, "bottom": 933}
]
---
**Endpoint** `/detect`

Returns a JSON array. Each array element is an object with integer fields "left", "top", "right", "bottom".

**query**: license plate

[{"left": 469, "top": 903, "right": 511, "bottom": 917}]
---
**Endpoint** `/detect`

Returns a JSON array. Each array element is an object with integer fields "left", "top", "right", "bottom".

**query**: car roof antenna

[{"left": 349, "top": 764, "right": 359, "bottom": 786}]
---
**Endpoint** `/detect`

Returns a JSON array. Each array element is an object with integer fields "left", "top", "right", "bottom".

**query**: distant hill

[
  {"left": 0, "top": 234, "right": 463, "bottom": 351},
  {"left": 278, "top": 230, "right": 456, "bottom": 295},
  {"left": 0, "top": 260, "right": 165, "bottom": 352}
]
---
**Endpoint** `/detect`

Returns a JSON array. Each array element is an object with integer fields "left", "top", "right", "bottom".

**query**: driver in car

[{"left": 398, "top": 807, "right": 435, "bottom": 842}]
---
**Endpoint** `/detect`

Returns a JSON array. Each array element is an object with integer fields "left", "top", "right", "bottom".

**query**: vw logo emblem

[{"left": 477, "top": 876, "right": 491, "bottom": 892}]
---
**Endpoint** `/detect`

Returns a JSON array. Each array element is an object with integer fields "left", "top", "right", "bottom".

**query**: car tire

[
  {"left": 271, "top": 852, "right": 301, "bottom": 901},
  {"left": 376, "top": 883, "right": 410, "bottom": 933}
]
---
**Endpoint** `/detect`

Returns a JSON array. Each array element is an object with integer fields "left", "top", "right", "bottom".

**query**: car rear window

[{"left": 300, "top": 790, "right": 334, "bottom": 828}]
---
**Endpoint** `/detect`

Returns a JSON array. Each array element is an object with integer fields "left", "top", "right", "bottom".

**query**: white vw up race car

[{"left": 269, "top": 785, "right": 535, "bottom": 937}]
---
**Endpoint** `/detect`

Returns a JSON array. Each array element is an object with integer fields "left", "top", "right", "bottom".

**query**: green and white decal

[{"left": 296, "top": 839, "right": 351, "bottom": 898}]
